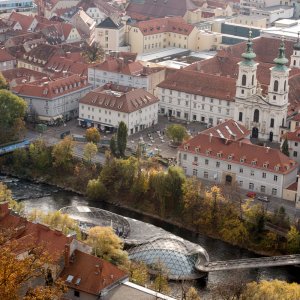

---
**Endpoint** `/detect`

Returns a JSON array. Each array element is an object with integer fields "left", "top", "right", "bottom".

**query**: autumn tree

[
  {"left": 0, "top": 89, "right": 27, "bottom": 144},
  {"left": 29, "top": 139, "right": 52, "bottom": 171},
  {"left": 242, "top": 280, "right": 300, "bottom": 300},
  {"left": 109, "top": 134, "right": 117, "bottom": 156},
  {"left": 0, "top": 230, "right": 67, "bottom": 300},
  {"left": 51, "top": 136, "right": 74, "bottom": 171},
  {"left": 0, "top": 72, "right": 9, "bottom": 89},
  {"left": 86, "top": 178, "right": 108, "bottom": 201},
  {"left": 86, "top": 226, "right": 128, "bottom": 266},
  {"left": 117, "top": 121, "right": 128, "bottom": 157},
  {"left": 128, "top": 261, "right": 149, "bottom": 286},
  {"left": 281, "top": 138, "right": 290, "bottom": 157},
  {"left": 151, "top": 262, "right": 169, "bottom": 294},
  {"left": 287, "top": 226, "right": 300, "bottom": 254},
  {"left": 0, "top": 182, "right": 23, "bottom": 214},
  {"left": 83, "top": 142, "right": 98, "bottom": 163},
  {"left": 186, "top": 287, "right": 201, "bottom": 300},
  {"left": 85, "top": 127, "right": 100, "bottom": 143},
  {"left": 166, "top": 124, "right": 188, "bottom": 145},
  {"left": 82, "top": 42, "right": 105, "bottom": 63}
]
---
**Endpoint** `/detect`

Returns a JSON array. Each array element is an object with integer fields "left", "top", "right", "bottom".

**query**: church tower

[
  {"left": 268, "top": 38, "right": 290, "bottom": 107},
  {"left": 290, "top": 32, "right": 300, "bottom": 68},
  {"left": 236, "top": 30, "right": 258, "bottom": 99}
]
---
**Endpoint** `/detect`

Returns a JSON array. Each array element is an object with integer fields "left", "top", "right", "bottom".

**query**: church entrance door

[
  {"left": 269, "top": 131, "right": 273, "bottom": 142},
  {"left": 252, "top": 127, "right": 259, "bottom": 138}
]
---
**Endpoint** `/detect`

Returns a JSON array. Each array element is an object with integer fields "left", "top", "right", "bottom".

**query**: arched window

[
  {"left": 239, "top": 112, "right": 243, "bottom": 122},
  {"left": 294, "top": 60, "right": 296, "bottom": 66},
  {"left": 282, "top": 118, "right": 285, "bottom": 127},
  {"left": 252, "top": 75, "right": 254, "bottom": 85},
  {"left": 253, "top": 109, "right": 259, "bottom": 123},
  {"left": 270, "top": 118, "right": 274, "bottom": 128},
  {"left": 274, "top": 80, "right": 279, "bottom": 92},
  {"left": 242, "top": 74, "right": 246, "bottom": 86},
  {"left": 284, "top": 80, "right": 287, "bottom": 92}
]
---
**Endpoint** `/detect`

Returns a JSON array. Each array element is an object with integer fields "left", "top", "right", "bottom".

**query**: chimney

[
  {"left": 64, "top": 244, "right": 70, "bottom": 267},
  {"left": 209, "top": 133, "right": 213, "bottom": 143},
  {"left": 266, "top": 146, "right": 270, "bottom": 153},
  {"left": 0, "top": 202, "right": 9, "bottom": 220}
]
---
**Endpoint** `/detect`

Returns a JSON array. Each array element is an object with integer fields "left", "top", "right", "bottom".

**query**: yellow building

[{"left": 127, "top": 17, "right": 198, "bottom": 54}]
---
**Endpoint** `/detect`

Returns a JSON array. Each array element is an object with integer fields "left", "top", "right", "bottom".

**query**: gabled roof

[
  {"left": 80, "top": 84, "right": 159, "bottom": 113},
  {"left": 179, "top": 134, "right": 298, "bottom": 175},
  {"left": 9, "top": 12, "right": 34, "bottom": 31},
  {"left": 0, "top": 48, "right": 15, "bottom": 62},
  {"left": 286, "top": 127, "right": 300, "bottom": 142},
  {"left": 59, "top": 250, "right": 128, "bottom": 296},
  {"left": 97, "top": 17, "right": 122, "bottom": 29}
]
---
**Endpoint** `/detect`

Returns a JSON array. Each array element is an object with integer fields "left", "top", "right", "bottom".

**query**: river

[{"left": 1, "top": 176, "right": 299, "bottom": 297}]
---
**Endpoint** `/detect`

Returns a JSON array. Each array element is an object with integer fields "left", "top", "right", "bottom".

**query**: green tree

[
  {"left": 83, "top": 142, "right": 98, "bottom": 163},
  {"left": 86, "top": 226, "right": 128, "bottom": 266},
  {"left": 221, "top": 218, "right": 249, "bottom": 246},
  {"left": 281, "top": 138, "right": 290, "bottom": 157},
  {"left": 12, "top": 148, "right": 29, "bottom": 174},
  {"left": 242, "top": 280, "right": 300, "bottom": 300},
  {"left": 51, "top": 136, "right": 74, "bottom": 171},
  {"left": 86, "top": 178, "right": 108, "bottom": 201},
  {"left": 0, "top": 73, "right": 9, "bottom": 90},
  {"left": 109, "top": 135, "right": 117, "bottom": 156},
  {"left": 287, "top": 226, "right": 300, "bottom": 254},
  {"left": 166, "top": 124, "right": 188, "bottom": 145},
  {"left": 0, "top": 90, "right": 27, "bottom": 144},
  {"left": 82, "top": 42, "right": 105, "bottom": 63},
  {"left": 85, "top": 127, "right": 100, "bottom": 143},
  {"left": 29, "top": 139, "right": 52, "bottom": 171},
  {"left": 117, "top": 121, "right": 128, "bottom": 157}
]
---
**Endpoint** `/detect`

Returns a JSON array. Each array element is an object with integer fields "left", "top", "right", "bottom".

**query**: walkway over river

[{"left": 196, "top": 254, "right": 300, "bottom": 272}]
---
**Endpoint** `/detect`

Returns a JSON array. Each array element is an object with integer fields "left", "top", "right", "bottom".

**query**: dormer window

[
  {"left": 206, "top": 149, "right": 211, "bottom": 155},
  {"left": 228, "top": 154, "right": 233, "bottom": 160},
  {"left": 274, "top": 165, "right": 280, "bottom": 171},
  {"left": 251, "top": 160, "right": 257, "bottom": 166},
  {"left": 184, "top": 144, "right": 189, "bottom": 150},
  {"left": 263, "top": 162, "right": 269, "bottom": 168},
  {"left": 195, "top": 147, "right": 200, "bottom": 153},
  {"left": 240, "top": 158, "right": 245, "bottom": 163},
  {"left": 217, "top": 152, "right": 222, "bottom": 158}
]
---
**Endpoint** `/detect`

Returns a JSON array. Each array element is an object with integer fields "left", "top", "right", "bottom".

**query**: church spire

[
  {"left": 241, "top": 30, "right": 256, "bottom": 63},
  {"left": 273, "top": 37, "right": 288, "bottom": 69},
  {"left": 294, "top": 32, "right": 300, "bottom": 51}
]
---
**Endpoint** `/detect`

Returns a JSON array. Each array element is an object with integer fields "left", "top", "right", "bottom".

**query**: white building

[
  {"left": 12, "top": 74, "right": 92, "bottom": 123},
  {"left": 88, "top": 56, "right": 165, "bottom": 95},
  {"left": 79, "top": 84, "right": 159, "bottom": 135},
  {"left": 178, "top": 128, "right": 298, "bottom": 198}
]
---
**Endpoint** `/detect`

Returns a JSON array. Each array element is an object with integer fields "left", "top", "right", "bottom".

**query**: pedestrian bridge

[
  {"left": 0, "top": 139, "right": 30, "bottom": 155},
  {"left": 196, "top": 254, "right": 300, "bottom": 272}
]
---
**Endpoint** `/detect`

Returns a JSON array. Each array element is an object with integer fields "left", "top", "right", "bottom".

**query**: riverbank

[{"left": 0, "top": 167, "right": 281, "bottom": 258}]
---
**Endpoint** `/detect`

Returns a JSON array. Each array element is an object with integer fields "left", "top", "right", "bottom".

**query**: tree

[
  {"left": 85, "top": 127, "right": 100, "bottom": 143},
  {"left": 281, "top": 138, "right": 290, "bottom": 157},
  {"left": 0, "top": 230, "right": 67, "bottom": 300},
  {"left": 128, "top": 261, "right": 149, "bottom": 286},
  {"left": 0, "top": 72, "right": 9, "bottom": 89},
  {"left": 0, "top": 183, "right": 23, "bottom": 214},
  {"left": 51, "top": 136, "right": 74, "bottom": 170},
  {"left": 151, "top": 262, "right": 169, "bottom": 294},
  {"left": 83, "top": 142, "right": 98, "bottom": 163},
  {"left": 109, "top": 135, "right": 117, "bottom": 156},
  {"left": 242, "top": 280, "right": 300, "bottom": 300},
  {"left": 86, "top": 226, "right": 128, "bottom": 266},
  {"left": 0, "top": 89, "right": 27, "bottom": 144},
  {"left": 287, "top": 226, "right": 300, "bottom": 254},
  {"left": 166, "top": 124, "right": 188, "bottom": 145},
  {"left": 29, "top": 139, "right": 52, "bottom": 171},
  {"left": 82, "top": 42, "right": 105, "bottom": 63},
  {"left": 220, "top": 218, "right": 249, "bottom": 246},
  {"left": 186, "top": 287, "right": 201, "bottom": 300},
  {"left": 86, "top": 178, "right": 108, "bottom": 201},
  {"left": 117, "top": 121, "right": 128, "bottom": 157}
]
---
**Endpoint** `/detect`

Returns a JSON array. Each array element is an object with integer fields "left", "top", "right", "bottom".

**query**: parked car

[
  {"left": 246, "top": 191, "right": 256, "bottom": 198},
  {"left": 257, "top": 195, "right": 270, "bottom": 202}
]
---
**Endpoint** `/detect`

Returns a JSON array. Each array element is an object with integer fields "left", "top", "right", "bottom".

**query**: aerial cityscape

[{"left": 0, "top": 0, "right": 300, "bottom": 299}]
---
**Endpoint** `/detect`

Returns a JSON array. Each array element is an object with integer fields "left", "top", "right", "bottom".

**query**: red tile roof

[
  {"left": 12, "top": 74, "right": 90, "bottom": 100},
  {"left": 286, "top": 127, "right": 300, "bottom": 142},
  {"left": 132, "top": 16, "right": 195, "bottom": 36},
  {"left": 201, "top": 119, "right": 250, "bottom": 141},
  {"left": 292, "top": 113, "right": 300, "bottom": 122},
  {"left": 286, "top": 181, "right": 298, "bottom": 191},
  {"left": 9, "top": 12, "right": 34, "bottom": 31},
  {"left": 0, "top": 48, "right": 15, "bottom": 62},
  {"left": 59, "top": 249, "right": 128, "bottom": 295},
  {"left": 179, "top": 134, "right": 298, "bottom": 175},
  {"left": 80, "top": 84, "right": 159, "bottom": 113}
]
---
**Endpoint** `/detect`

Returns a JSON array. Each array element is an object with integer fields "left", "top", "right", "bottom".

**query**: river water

[{"left": 1, "top": 176, "right": 299, "bottom": 297}]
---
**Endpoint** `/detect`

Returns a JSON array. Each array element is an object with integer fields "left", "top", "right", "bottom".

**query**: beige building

[
  {"left": 196, "top": 30, "right": 222, "bottom": 51},
  {"left": 227, "top": 15, "right": 268, "bottom": 28},
  {"left": 127, "top": 17, "right": 198, "bottom": 54}
]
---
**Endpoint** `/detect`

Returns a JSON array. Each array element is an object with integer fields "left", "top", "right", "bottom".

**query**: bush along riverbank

[{"left": 0, "top": 139, "right": 300, "bottom": 256}]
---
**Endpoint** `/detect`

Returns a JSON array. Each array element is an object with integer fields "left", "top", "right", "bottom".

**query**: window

[
  {"left": 293, "top": 151, "right": 297, "bottom": 157},
  {"left": 183, "top": 154, "right": 187, "bottom": 160},
  {"left": 228, "top": 164, "right": 231, "bottom": 170},
  {"left": 272, "top": 188, "right": 277, "bottom": 196},
  {"left": 239, "top": 112, "right": 243, "bottom": 122},
  {"left": 249, "top": 183, "right": 254, "bottom": 190},
  {"left": 261, "top": 185, "right": 266, "bottom": 193},
  {"left": 239, "top": 168, "right": 243, "bottom": 173},
  {"left": 242, "top": 74, "right": 246, "bottom": 86},
  {"left": 274, "top": 80, "right": 279, "bottom": 92},
  {"left": 74, "top": 291, "right": 80, "bottom": 297},
  {"left": 274, "top": 175, "right": 278, "bottom": 181},
  {"left": 205, "top": 159, "right": 209, "bottom": 165},
  {"left": 270, "top": 118, "right": 274, "bottom": 128},
  {"left": 284, "top": 80, "right": 287, "bottom": 92},
  {"left": 194, "top": 156, "right": 198, "bottom": 162},
  {"left": 239, "top": 181, "right": 243, "bottom": 187},
  {"left": 251, "top": 170, "right": 254, "bottom": 176},
  {"left": 252, "top": 74, "right": 254, "bottom": 85},
  {"left": 216, "top": 161, "right": 220, "bottom": 168},
  {"left": 262, "top": 172, "right": 266, "bottom": 178},
  {"left": 253, "top": 109, "right": 259, "bottom": 123},
  {"left": 295, "top": 142, "right": 298, "bottom": 147},
  {"left": 204, "top": 171, "right": 208, "bottom": 179},
  {"left": 193, "top": 169, "right": 198, "bottom": 176}
]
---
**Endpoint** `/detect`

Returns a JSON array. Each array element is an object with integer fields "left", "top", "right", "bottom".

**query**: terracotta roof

[
  {"left": 286, "top": 127, "right": 300, "bottom": 142},
  {"left": 78, "top": 0, "right": 122, "bottom": 16},
  {"left": 158, "top": 69, "right": 236, "bottom": 101},
  {"left": 286, "top": 181, "right": 298, "bottom": 191},
  {"left": 201, "top": 119, "right": 250, "bottom": 141},
  {"left": 80, "top": 84, "right": 159, "bottom": 113},
  {"left": 12, "top": 74, "right": 90, "bottom": 100},
  {"left": 59, "top": 250, "right": 128, "bottom": 295},
  {"left": 132, "top": 16, "right": 195, "bottom": 36},
  {"left": 0, "top": 48, "right": 15, "bottom": 62},
  {"left": 179, "top": 134, "right": 298, "bottom": 175},
  {"left": 9, "top": 12, "right": 34, "bottom": 31},
  {"left": 126, "top": 0, "right": 198, "bottom": 20},
  {"left": 292, "top": 113, "right": 300, "bottom": 122}
]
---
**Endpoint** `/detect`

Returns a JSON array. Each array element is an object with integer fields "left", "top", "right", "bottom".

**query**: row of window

[{"left": 161, "top": 96, "right": 230, "bottom": 107}]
